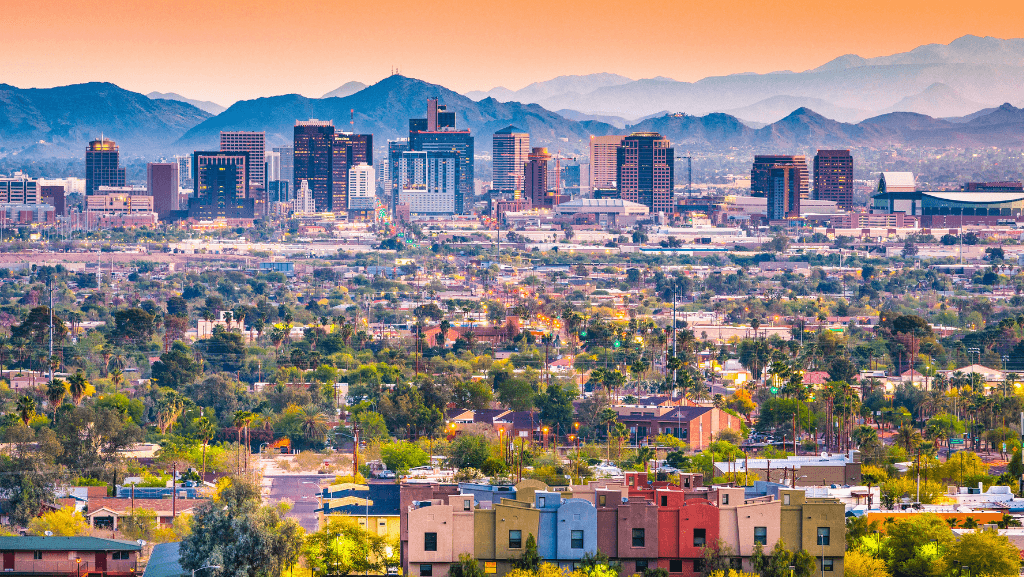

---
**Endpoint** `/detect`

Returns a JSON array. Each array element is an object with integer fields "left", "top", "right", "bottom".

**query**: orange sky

[{"left": 3, "top": 0, "right": 1022, "bottom": 105}]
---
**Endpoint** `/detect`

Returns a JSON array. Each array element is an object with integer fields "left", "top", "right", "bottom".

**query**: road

[{"left": 263, "top": 473, "right": 333, "bottom": 532}]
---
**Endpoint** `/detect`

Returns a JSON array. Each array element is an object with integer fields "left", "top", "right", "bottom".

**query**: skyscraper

[
  {"left": 492, "top": 126, "right": 529, "bottom": 193},
  {"left": 388, "top": 140, "right": 410, "bottom": 215},
  {"left": 590, "top": 135, "right": 624, "bottom": 191},
  {"left": 220, "top": 131, "right": 265, "bottom": 186},
  {"left": 332, "top": 133, "right": 373, "bottom": 212},
  {"left": 190, "top": 151, "right": 254, "bottom": 219},
  {"left": 617, "top": 133, "right": 674, "bottom": 213},
  {"left": 173, "top": 154, "right": 193, "bottom": 189},
  {"left": 396, "top": 150, "right": 460, "bottom": 215},
  {"left": 265, "top": 150, "right": 281, "bottom": 182},
  {"left": 147, "top": 162, "right": 179, "bottom": 219},
  {"left": 409, "top": 99, "right": 473, "bottom": 214},
  {"left": 813, "top": 150, "right": 854, "bottom": 209},
  {"left": 525, "top": 147, "right": 551, "bottom": 209},
  {"left": 293, "top": 120, "right": 335, "bottom": 212},
  {"left": 273, "top": 146, "right": 294, "bottom": 184},
  {"left": 767, "top": 165, "right": 801, "bottom": 220},
  {"left": 85, "top": 138, "right": 125, "bottom": 195},
  {"left": 348, "top": 163, "right": 376, "bottom": 214},
  {"left": 751, "top": 155, "right": 809, "bottom": 199}
]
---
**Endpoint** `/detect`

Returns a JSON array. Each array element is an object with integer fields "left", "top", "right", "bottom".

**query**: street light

[
  {"left": 193, "top": 565, "right": 222, "bottom": 577},
  {"left": 76, "top": 558, "right": 82, "bottom": 577}
]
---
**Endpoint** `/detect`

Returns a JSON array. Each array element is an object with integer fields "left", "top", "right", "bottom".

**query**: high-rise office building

[
  {"left": 388, "top": 139, "right": 410, "bottom": 215},
  {"left": 174, "top": 155, "right": 193, "bottom": 190},
  {"left": 293, "top": 180, "right": 316, "bottom": 214},
  {"left": 813, "top": 150, "right": 854, "bottom": 210},
  {"left": 190, "top": 151, "right": 254, "bottom": 219},
  {"left": 273, "top": 146, "right": 294, "bottom": 184},
  {"left": 147, "top": 162, "right": 179, "bottom": 219},
  {"left": 396, "top": 150, "right": 460, "bottom": 215},
  {"left": 590, "top": 135, "right": 624, "bottom": 191},
  {"left": 348, "top": 163, "right": 376, "bottom": 213},
  {"left": 751, "top": 155, "right": 809, "bottom": 199},
  {"left": 492, "top": 126, "right": 529, "bottom": 193},
  {"left": 409, "top": 99, "right": 473, "bottom": 214},
  {"left": 617, "top": 132, "right": 674, "bottom": 213},
  {"left": 220, "top": 131, "right": 265, "bottom": 186},
  {"left": 767, "top": 165, "right": 802, "bottom": 220},
  {"left": 85, "top": 138, "right": 126, "bottom": 195},
  {"left": 0, "top": 174, "right": 40, "bottom": 204},
  {"left": 265, "top": 151, "right": 281, "bottom": 182},
  {"left": 525, "top": 147, "right": 551, "bottom": 209},
  {"left": 293, "top": 120, "right": 335, "bottom": 212},
  {"left": 332, "top": 133, "right": 372, "bottom": 212}
]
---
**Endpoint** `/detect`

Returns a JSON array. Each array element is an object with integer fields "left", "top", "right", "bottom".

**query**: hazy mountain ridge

[
  {"left": 321, "top": 82, "right": 368, "bottom": 99},
  {"left": 147, "top": 91, "right": 226, "bottom": 115},
  {"left": 466, "top": 73, "right": 634, "bottom": 104},
  {"left": 0, "top": 82, "right": 210, "bottom": 157},
  {"left": 528, "top": 36, "right": 1024, "bottom": 120}
]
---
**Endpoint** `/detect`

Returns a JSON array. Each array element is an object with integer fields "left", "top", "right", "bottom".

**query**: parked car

[{"left": 377, "top": 470, "right": 396, "bottom": 479}]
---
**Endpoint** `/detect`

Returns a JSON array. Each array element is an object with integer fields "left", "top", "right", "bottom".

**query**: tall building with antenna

[
  {"left": 408, "top": 98, "right": 473, "bottom": 214},
  {"left": 332, "top": 133, "right": 373, "bottom": 212},
  {"left": 293, "top": 120, "right": 335, "bottom": 212}
]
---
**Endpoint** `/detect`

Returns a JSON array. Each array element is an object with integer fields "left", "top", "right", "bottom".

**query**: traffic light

[
  {"left": 613, "top": 339, "right": 621, "bottom": 348},
  {"left": 769, "top": 386, "right": 778, "bottom": 394}
]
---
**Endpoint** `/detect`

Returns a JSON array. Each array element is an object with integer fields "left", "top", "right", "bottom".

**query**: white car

[{"left": 593, "top": 464, "right": 624, "bottom": 478}]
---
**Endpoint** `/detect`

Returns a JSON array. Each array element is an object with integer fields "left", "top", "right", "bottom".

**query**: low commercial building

[
  {"left": 554, "top": 198, "right": 649, "bottom": 226},
  {"left": 713, "top": 451, "right": 863, "bottom": 486},
  {"left": 85, "top": 497, "right": 207, "bottom": 529}
]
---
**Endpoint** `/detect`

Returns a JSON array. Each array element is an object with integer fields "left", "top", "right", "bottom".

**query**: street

[{"left": 263, "top": 473, "right": 334, "bottom": 532}]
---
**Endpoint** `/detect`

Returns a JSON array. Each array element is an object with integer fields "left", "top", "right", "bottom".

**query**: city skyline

[{"left": 2, "top": 1, "right": 1022, "bottom": 104}]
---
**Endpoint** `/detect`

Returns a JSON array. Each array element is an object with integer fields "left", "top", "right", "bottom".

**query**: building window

[
  {"left": 425, "top": 532, "right": 437, "bottom": 552},
  {"left": 722, "top": 494, "right": 729, "bottom": 505},
  {"left": 571, "top": 530, "right": 584, "bottom": 549},
  {"left": 693, "top": 528, "right": 706, "bottom": 547},
  {"left": 822, "top": 558, "right": 834, "bottom": 572},
  {"left": 729, "top": 558, "right": 743, "bottom": 570},
  {"left": 599, "top": 495, "right": 607, "bottom": 506},
  {"left": 464, "top": 500, "right": 472, "bottom": 511},
  {"left": 669, "top": 560, "right": 683, "bottom": 573},
  {"left": 661, "top": 496, "right": 668, "bottom": 506},
  {"left": 754, "top": 527, "right": 767, "bottom": 545},
  {"left": 509, "top": 530, "right": 522, "bottom": 549},
  {"left": 783, "top": 494, "right": 790, "bottom": 505},
  {"left": 112, "top": 552, "right": 130, "bottom": 560},
  {"left": 485, "top": 562, "right": 497, "bottom": 574},
  {"left": 33, "top": 551, "right": 43, "bottom": 560},
  {"left": 693, "top": 560, "right": 703, "bottom": 573},
  {"left": 636, "top": 560, "right": 649, "bottom": 572},
  {"left": 539, "top": 497, "right": 546, "bottom": 507},
  {"left": 632, "top": 528, "right": 646, "bottom": 547},
  {"left": 817, "top": 527, "right": 830, "bottom": 546},
  {"left": 420, "top": 564, "right": 433, "bottom": 577}
]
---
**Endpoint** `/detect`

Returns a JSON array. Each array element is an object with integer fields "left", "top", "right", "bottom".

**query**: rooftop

[{"left": 0, "top": 536, "right": 142, "bottom": 552}]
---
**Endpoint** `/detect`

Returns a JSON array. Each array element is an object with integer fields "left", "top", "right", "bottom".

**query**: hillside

[{"left": 0, "top": 82, "right": 210, "bottom": 157}]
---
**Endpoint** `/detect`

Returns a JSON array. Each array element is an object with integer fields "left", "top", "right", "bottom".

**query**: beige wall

[{"left": 5, "top": 551, "right": 137, "bottom": 574}]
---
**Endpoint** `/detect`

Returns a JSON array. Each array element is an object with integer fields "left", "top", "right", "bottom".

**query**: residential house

[
  {"left": 407, "top": 494, "right": 476, "bottom": 577},
  {"left": 85, "top": 497, "right": 207, "bottom": 529}
]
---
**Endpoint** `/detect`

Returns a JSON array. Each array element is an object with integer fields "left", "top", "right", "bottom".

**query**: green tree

[
  {"left": 67, "top": 372, "right": 92, "bottom": 405},
  {"left": 26, "top": 505, "right": 89, "bottom": 536},
  {"left": 943, "top": 528, "right": 1020, "bottom": 577},
  {"left": 448, "top": 554, "right": 486, "bottom": 577},
  {"left": 15, "top": 396, "right": 36, "bottom": 426},
  {"left": 180, "top": 478, "right": 305, "bottom": 577},
  {"left": 512, "top": 534, "right": 541, "bottom": 572},
  {"left": 151, "top": 342, "right": 203, "bottom": 390},
  {"left": 303, "top": 518, "right": 396, "bottom": 577},
  {"left": 536, "top": 383, "right": 578, "bottom": 435},
  {"left": 109, "top": 308, "right": 156, "bottom": 346},
  {"left": 380, "top": 441, "right": 429, "bottom": 475},
  {"left": 884, "top": 514, "right": 954, "bottom": 577},
  {"left": 194, "top": 417, "right": 217, "bottom": 480},
  {"left": 355, "top": 412, "right": 390, "bottom": 443},
  {"left": 449, "top": 434, "right": 491, "bottom": 470}
]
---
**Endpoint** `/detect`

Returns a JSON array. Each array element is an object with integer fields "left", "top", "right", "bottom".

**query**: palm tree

[
  {"left": 635, "top": 445, "right": 656, "bottom": 476},
  {"left": 195, "top": 416, "right": 217, "bottom": 480},
  {"left": 67, "top": 372, "right": 90, "bottom": 405},
  {"left": 110, "top": 368, "right": 125, "bottom": 390},
  {"left": 894, "top": 424, "right": 922, "bottom": 452},
  {"left": 962, "top": 516, "right": 979, "bottom": 529},
  {"left": 16, "top": 395, "right": 36, "bottom": 426},
  {"left": 301, "top": 410, "right": 330, "bottom": 446},
  {"left": 46, "top": 379, "right": 67, "bottom": 416},
  {"left": 233, "top": 410, "right": 254, "bottom": 473}
]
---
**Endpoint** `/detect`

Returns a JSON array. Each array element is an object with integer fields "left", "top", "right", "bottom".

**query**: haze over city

[
  {"left": 4, "top": 3, "right": 1024, "bottom": 577},
  {"left": 2, "top": 0, "right": 1022, "bottom": 103}
]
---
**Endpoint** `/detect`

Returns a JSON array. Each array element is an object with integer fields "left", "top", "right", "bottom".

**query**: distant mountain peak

[{"left": 321, "top": 81, "right": 368, "bottom": 99}]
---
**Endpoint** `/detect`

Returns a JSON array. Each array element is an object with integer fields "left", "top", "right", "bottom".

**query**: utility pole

[
  {"left": 48, "top": 279, "right": 54, "bottom": 381},
  {"left": 172, "top": 463, "right": 177, "bottom": 520}
]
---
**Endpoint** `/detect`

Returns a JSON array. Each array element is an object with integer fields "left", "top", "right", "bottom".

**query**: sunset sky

[{"left": 3, "top": 0, "right": 1022, "bottom": 105}]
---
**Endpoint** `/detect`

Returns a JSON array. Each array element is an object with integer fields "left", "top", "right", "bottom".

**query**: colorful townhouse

[{"left": 401, "top": 474, "right": 845, "bottom": 577}]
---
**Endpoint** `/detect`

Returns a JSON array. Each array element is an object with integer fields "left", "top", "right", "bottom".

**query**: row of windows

[
  {"left": 419, "top": 557, "right": 834, "bottom": 576},
  {"left": 425, "top": 526, "right": 831, "bottom": 555}
]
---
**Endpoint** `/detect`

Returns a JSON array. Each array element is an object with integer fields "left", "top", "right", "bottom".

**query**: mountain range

[
  {"left": 5, "top": 35, "right": 1024, "bottom": 160},
  {"left": 147, "top": 91, "right": 226, "bottom": 115},
  {"left": 0, "top": 82, "right": 210, "bottom": 157},
  {"left": 467, "top": 35, "right": 1024, "bottom": 123}
]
